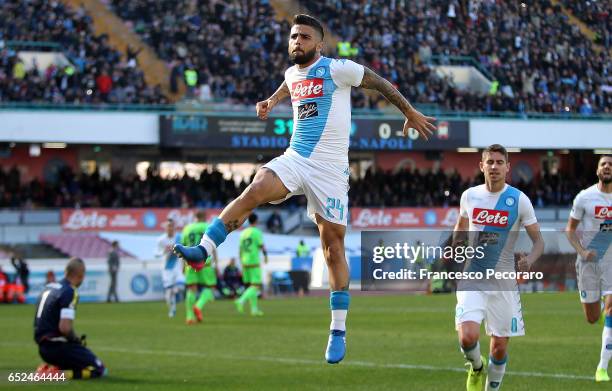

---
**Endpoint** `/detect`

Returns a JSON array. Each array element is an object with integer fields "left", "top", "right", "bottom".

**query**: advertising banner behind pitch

[
  {"left": 61, "top": 208, "right": 222, "bottom": 232},
  {"left": 351, "top": 208, "right": 460, "bottom": 229},
  {"left": 0, "top": 259, "right": 165, "bottom": 303}
]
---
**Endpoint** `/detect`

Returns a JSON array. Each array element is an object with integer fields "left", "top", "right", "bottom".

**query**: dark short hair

[
  {"left": 248, "top": 213, "right": 258, "bottom": 224},
  {"left": 482, "top": 144, "right": 508, "bottom": 162},
  {"left": 293, "top": 14, "right": 324, "bottom": 39},
  {"left": 196, "top": 210, "right": 206, "bottom": 220}
]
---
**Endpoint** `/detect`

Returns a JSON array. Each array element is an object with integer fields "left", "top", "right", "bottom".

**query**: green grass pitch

[{"left": 0, "top": 292, "right": 609, "bottom": 390}]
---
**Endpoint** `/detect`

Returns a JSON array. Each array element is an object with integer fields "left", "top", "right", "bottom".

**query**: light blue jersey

[{"left": 285, "top": 56, "right": 364, "bottom": 163}]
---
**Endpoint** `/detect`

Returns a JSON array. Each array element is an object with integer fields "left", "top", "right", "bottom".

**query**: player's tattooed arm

[
  {"left": 268, "top": 81, "right": 290, "bottom": 106},
  {"left": 360, "top": 67, "right": 415, "bottom": 114},
  {"left": 257, "top": 81, "right": 289, "bottom": 120},
  {"left": 359, "top": 67, "right": 436, "bottom": 140}
]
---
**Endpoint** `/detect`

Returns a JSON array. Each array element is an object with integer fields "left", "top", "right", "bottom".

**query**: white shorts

[
  {"left": 455, "top": 290, "right": 525, "bottom": 337},
  {"left": 162, "top": 264, "right": 185, "bottom": 289},
  {"left": 576, "top": 259, "right": 612, "bottom": 303},
  {"left": 263, "top": 149, "right": 349, "bottom": 226}
]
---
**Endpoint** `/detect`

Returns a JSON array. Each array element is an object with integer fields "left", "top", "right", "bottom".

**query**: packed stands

[
  {"left": 0, "top": 0, "right": 166, "bottom": 104},
  {"left": 110, "top": 0, "right": 291, "bottom": 104},
  {"left": 305, "top": 0, "right": 610, "bottom": 114},
  {"left": 0, "top": 162, "right": 591, "bottom": 209},
  {"left": 561, "top": 0, "right": 610, "bottom": 48}
]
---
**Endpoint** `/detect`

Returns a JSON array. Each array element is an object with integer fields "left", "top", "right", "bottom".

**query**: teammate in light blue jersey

[
  {"left": 566, "top": 155, "right": 612, "bottom": 382},
  {"left": 174, "top": 14, "right": 436, "bottom": 364},
  {"left": 453, "top": 144, "right": 544, "bottom": 391}
]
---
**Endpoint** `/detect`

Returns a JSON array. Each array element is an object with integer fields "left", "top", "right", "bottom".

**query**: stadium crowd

[
  {"left": 0, "top": 165, "right": 245, "bottom": 209},
  {"left": 0, "top": 0, "right": 608, "bottom": 113},
  {"left": 110, "top": 0, "right": 291, "bottom": 104},
  {"left": 306, "top": 0, "right": 610, "bottom": 114},
  {"left": 0, "top": 163, "right": 590, "bottom": 209},
  {"left": 561, "top": 0, "right": 610, "bottom": 48},
  {"left": 349, "top": 165, "right": 591, "bottom": 208},
  {"left": 0, "top": 0, "right": 166, "bottom": 104},
  {"left": 109, "top": 0, "right": 610, "bottom": 114}
]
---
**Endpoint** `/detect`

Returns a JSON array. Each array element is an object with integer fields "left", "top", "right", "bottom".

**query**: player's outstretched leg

[
  {"left": 317, "top": 215, "right": 350, "bottom": 364},
  {"left": 174, "top": 168, "right": 289, "bottom": 268},
  {"left": 459, "top": 322, "right": 486, "bottom": 391},
  {"left": 596, "top": 303, "right": 612, "bottom": 382}
]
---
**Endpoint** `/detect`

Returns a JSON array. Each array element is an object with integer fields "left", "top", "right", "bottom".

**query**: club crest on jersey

[
  {"left": 472, "top": 208, "right": 509, "bottom": 227},
  {"left": 595, "top": 206, "right": 612, "bottom": 219},
  {"left": 504, "top": 197, "right": 515, "bottom": 207},
  {"left": 291, "top": 78, "right": 324, "bottom": 101},
  {"left": 315, "top": 66, "right": 326, "bottom": 77},
  {"left": 298, "top": 102, "right": 318, "bottom": 119}
]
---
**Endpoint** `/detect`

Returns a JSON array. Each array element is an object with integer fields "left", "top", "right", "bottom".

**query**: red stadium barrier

[
  {"left": 351, "top": 207, "right": 460, "bottom": 229},
  {"left": 61, "top": 208, "right": 223, "bottom": 231}
]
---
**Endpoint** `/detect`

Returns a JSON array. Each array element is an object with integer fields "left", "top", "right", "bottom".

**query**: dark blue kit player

[{"left": 34, "top": 257, "right": 107, "bottom": 379}]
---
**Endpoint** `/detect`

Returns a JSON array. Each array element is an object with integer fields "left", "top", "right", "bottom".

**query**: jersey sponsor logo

[
  {"left": 291, "top": 78, "right": 323, "bottom": 101},
  {"left": 298, "top": 102, "right": 319, "bottom": 119},
  {"left": 472, "top": 208, "right": 509, "bottom": 227},
  {"left": 594, "top": 206, "right": 612, "bottom": 219}
]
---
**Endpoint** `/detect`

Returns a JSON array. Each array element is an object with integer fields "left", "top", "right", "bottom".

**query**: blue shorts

[{"left": 38, "top": 342, "right": 105, "bottom": 377}]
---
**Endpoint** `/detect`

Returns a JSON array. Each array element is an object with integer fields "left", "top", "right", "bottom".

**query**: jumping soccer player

[
  {"left": 156, "top": 218, "right": 185, "bottom": 318},
  {"left": 174, "top": 14, "right": 436, "bottom": 363},
  {"left": 453, "top": 144, "right": 544, "bottom": 390},
  {"left": 181, "top": 211, "right": 218, "bottom": 325},
  {"left": 565, "top": 154, "right": 612, "bottom": 382},
  {"left": 235, "top": 213, "right": 268, "bottom": 316}
]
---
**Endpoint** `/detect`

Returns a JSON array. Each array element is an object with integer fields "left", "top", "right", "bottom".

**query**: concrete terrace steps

[
  {"left": 550, "top": 0, "right": 610, "bottom": 56},
  {"left": 62, "top": 0, "right": 185, "bottom": 102}
]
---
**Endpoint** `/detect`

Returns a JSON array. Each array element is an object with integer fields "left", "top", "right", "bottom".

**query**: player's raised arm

[
  {"left": 256, "top": 81, "right": 290, "bottom": 120},
  {"left": 359, "top": 67, "right": 436, "bottom": 140},
  {"left": 517, "top": 223, "right": 545, "bottom": 272}
]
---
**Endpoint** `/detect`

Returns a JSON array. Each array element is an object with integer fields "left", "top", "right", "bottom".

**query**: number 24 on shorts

[{"left": 325, "top": 197, "right": 345, "bottom": 221}]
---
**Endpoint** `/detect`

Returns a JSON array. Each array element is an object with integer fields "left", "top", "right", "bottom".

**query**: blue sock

[
  {"left": 204, "top": 217, "right": 228, "bottom": 247},
  {"left": 330, "top": 291, "right": 350, "bottom": 331}
]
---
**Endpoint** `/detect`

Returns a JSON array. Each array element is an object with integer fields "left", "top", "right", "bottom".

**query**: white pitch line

[
  {"left": 92, "top": 346, "right": 593, "bottom": 381},
  {"left": 2, "top": 342, "right": 593, "bottom": 381}
]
